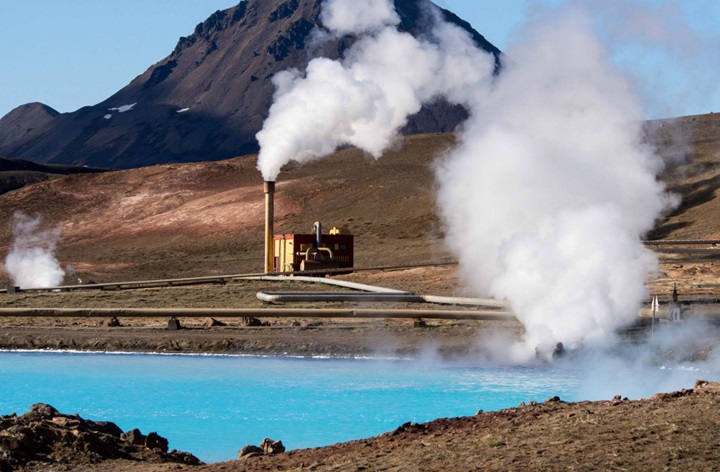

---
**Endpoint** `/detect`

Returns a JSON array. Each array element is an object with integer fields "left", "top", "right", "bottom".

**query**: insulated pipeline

[{"left": 0, "top": 307, "right": 515, "bottom": 320}]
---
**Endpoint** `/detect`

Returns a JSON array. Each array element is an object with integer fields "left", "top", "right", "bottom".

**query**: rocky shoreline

[
  {"left": 0, "top": 318, "right": 522, "bottom": 359},
  {"left": 0, "top": 404, "right": 200, "bottom": 471}
]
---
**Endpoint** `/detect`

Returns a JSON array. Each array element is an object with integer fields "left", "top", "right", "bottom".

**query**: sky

[{"left": 1, "top": 0, "right": 718, "bottom": 120}]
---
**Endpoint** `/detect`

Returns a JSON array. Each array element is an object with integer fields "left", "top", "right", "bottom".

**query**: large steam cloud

[
  {"left": 256, "top": 0, "right": 495, "bottom": 181},
  {"left": 4, "top": 212, "right": 65, "bottom": 289},
  {"left": 437, "top": 9, "right": 676, "bottom": 358},
  {"left": 257, "top": 0, "right": 678, "bottom": 361}
]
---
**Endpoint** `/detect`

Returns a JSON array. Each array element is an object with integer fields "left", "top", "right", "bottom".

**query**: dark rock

[
  {"left": 544, "top": 396, "right": 562, "bottom": 403},
  {"left": 106, "top": 316, "right": 122, "bottom": 327},
  {"left": 0, "top": 404, "right": 199, "bottom": 469},
  {"left": 145, "top": 432, "right": 169, "bottom": 453},
  {"left": 28, "top": 403, "right": 59, "bottom": 419},
  {"left": 0, "top": 434, "right": 27, "bottom": 458},
  {"left": 241, "top": 317, "right": 264, "bottom": 327},
  {"left": 77, "top": 431, "right": 119, "bottom": 458},
  {"left": 91, "top": 421, "right": 123, "bottom": 438},
  {"left": 167, "top": 318, "right": 183, "bottom": 330},
  {"left": 122, "top": 428, "right": 146, "bottom": 445}
]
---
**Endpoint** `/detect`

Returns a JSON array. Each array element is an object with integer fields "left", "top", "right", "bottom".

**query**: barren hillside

[
  {"left": 0, "top": 113, "right": 719, "bottom": 293},
  {"left": 0, "top": 133, "right": 455, "bottom": 286}
]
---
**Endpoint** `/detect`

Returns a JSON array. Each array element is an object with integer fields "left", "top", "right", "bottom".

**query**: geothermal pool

[{"left": 0, "top": 351, "right": 711, "bottom": 463}]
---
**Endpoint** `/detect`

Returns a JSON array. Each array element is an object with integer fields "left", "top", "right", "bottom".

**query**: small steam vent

[{"left": 273, "top": 221, "right": 354, "bottom": 275}]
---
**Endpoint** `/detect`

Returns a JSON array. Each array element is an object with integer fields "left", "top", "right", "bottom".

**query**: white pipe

[
  {"left": 250, "top": 276, "right": 509, "bottom": 308},
  {"left": 257, "top": 292, "right": 426, "bottom": 303},
  {"left": 256, "top": 290, "right": 508, "bottom": 309},
  {"left": 249, "top": 276, "right": 410, "bottom": 293}
]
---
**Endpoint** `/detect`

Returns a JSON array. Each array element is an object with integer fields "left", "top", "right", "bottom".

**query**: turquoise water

[{"left": 0, "top": 351, "right": 584, "bottom": 462}]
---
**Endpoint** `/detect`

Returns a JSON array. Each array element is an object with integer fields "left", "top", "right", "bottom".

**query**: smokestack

[{"left": 264, "top": 181, "right": 275, "bottom": 274}]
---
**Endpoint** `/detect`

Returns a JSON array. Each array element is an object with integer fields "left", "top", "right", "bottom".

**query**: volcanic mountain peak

[
  {"left": 0, "top": 102, "right": 59, "bottom": 149},
  {"left": 0, "top": 0, "right": 501, "bottom": 169}
]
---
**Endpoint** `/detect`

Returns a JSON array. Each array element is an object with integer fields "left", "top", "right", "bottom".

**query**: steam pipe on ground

[
  {"left": 252, "top": 276, "right": 507, "bottom": 308},
  {"left": 249, "top": 276, "right": 410, "bottom": 294},
  {"left": 256, "top": 291, "right": 509, "bottom": 309},
  {"left": 0, "top": 261, "right": 460, "bottom": 294},
  {"left": 0, "top": 307, "right": 515, "bottom": 321}
]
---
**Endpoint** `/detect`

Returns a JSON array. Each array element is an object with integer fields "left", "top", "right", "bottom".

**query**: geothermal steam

[
  {"left": 256, "top": 0, "right": 674, "bottom": 360},
  {"left": 4, "top": 212, "right": 65, "bottom": 288},
  {"left": 255, "top": 0, "right": 495, "bottom": 181},
  {"left": 437, "top": 9, "right": 674, "bottom": 358}
]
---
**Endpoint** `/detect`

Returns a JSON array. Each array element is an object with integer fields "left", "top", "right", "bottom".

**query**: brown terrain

[{"left": 0, "top": 113, "right": 720, "bottom": 470}]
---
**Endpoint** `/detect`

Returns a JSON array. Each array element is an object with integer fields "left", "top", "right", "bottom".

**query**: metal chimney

[{"left": 264, "top": 181, "right": 275, "bottom": 274}]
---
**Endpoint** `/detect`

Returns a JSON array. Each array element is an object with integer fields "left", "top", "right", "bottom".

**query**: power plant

[{"left": 263, "top": 181, "right": 354, "bottom": 274}]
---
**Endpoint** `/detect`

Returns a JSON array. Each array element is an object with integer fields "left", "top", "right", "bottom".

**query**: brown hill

[
  {"left": 0, "top": 132, "right": 454, "bottom": 285},
  {"left": 650, "top": 113, "right": 720, "bottom": 240},
  {"left": 0, "top": 113, "right": 719, "bottom": 291},
  {"left": 0, "top": 0, "right": 500, "bottom": 169}
]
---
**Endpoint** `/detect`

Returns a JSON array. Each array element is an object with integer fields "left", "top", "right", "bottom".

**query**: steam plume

[
  {"left": 256, "top": 0, "right": 679, "bottom": 362},
  {"left": 4, "top": 212, "right": 65, "bottom": 288},
  {"left": 256, "top": 0, "right": 495, "bottom": 181},
  {"left": 436, "top": 8, "right": 675, "bottom": 359}
]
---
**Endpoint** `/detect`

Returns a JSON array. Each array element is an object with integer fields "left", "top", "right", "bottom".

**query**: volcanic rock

[
  {"left": 121, "top": 428, "right": 146, "bottom": 445},
  {"left": 0, "top": 404, "right": 202, "bottom": 469},
  {"left": 241, "top": 317, "right": 264, "bottom": 327},
  {"left": 145, "top": 431, "right": 169, "bottom": 453}
]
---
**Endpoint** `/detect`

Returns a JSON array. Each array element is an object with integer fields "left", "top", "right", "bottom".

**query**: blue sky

[{"left": 1, "top": 0, "right": 718, "bottom": 120}]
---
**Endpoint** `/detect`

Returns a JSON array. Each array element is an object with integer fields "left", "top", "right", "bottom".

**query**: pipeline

[
  {"left": 249, "top": 276, "right": 410, "bottom": 294},
  {"left": 256, "top": 291, "right": 508, "bottom": 309},
  {"left": 0, "top": 307, "right": 514, "bottom": 321},
  {"left": 0, "top": 262, "right": 459, "bottom": 294},
  {"left": 253, "top": 275, "right": 507, "bottom": 308}
]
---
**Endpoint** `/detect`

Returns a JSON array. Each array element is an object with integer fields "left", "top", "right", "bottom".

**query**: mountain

[
  {"left": 0, "top": 0, "right": 501, "bottom": 169},
  {"left": 0, "top": 103, "right": 59, "bottom": 149}
]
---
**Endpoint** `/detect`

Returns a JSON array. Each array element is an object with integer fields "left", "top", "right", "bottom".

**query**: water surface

[{"left": 0, "top": 351, "right": 584, "bottom": 462}]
